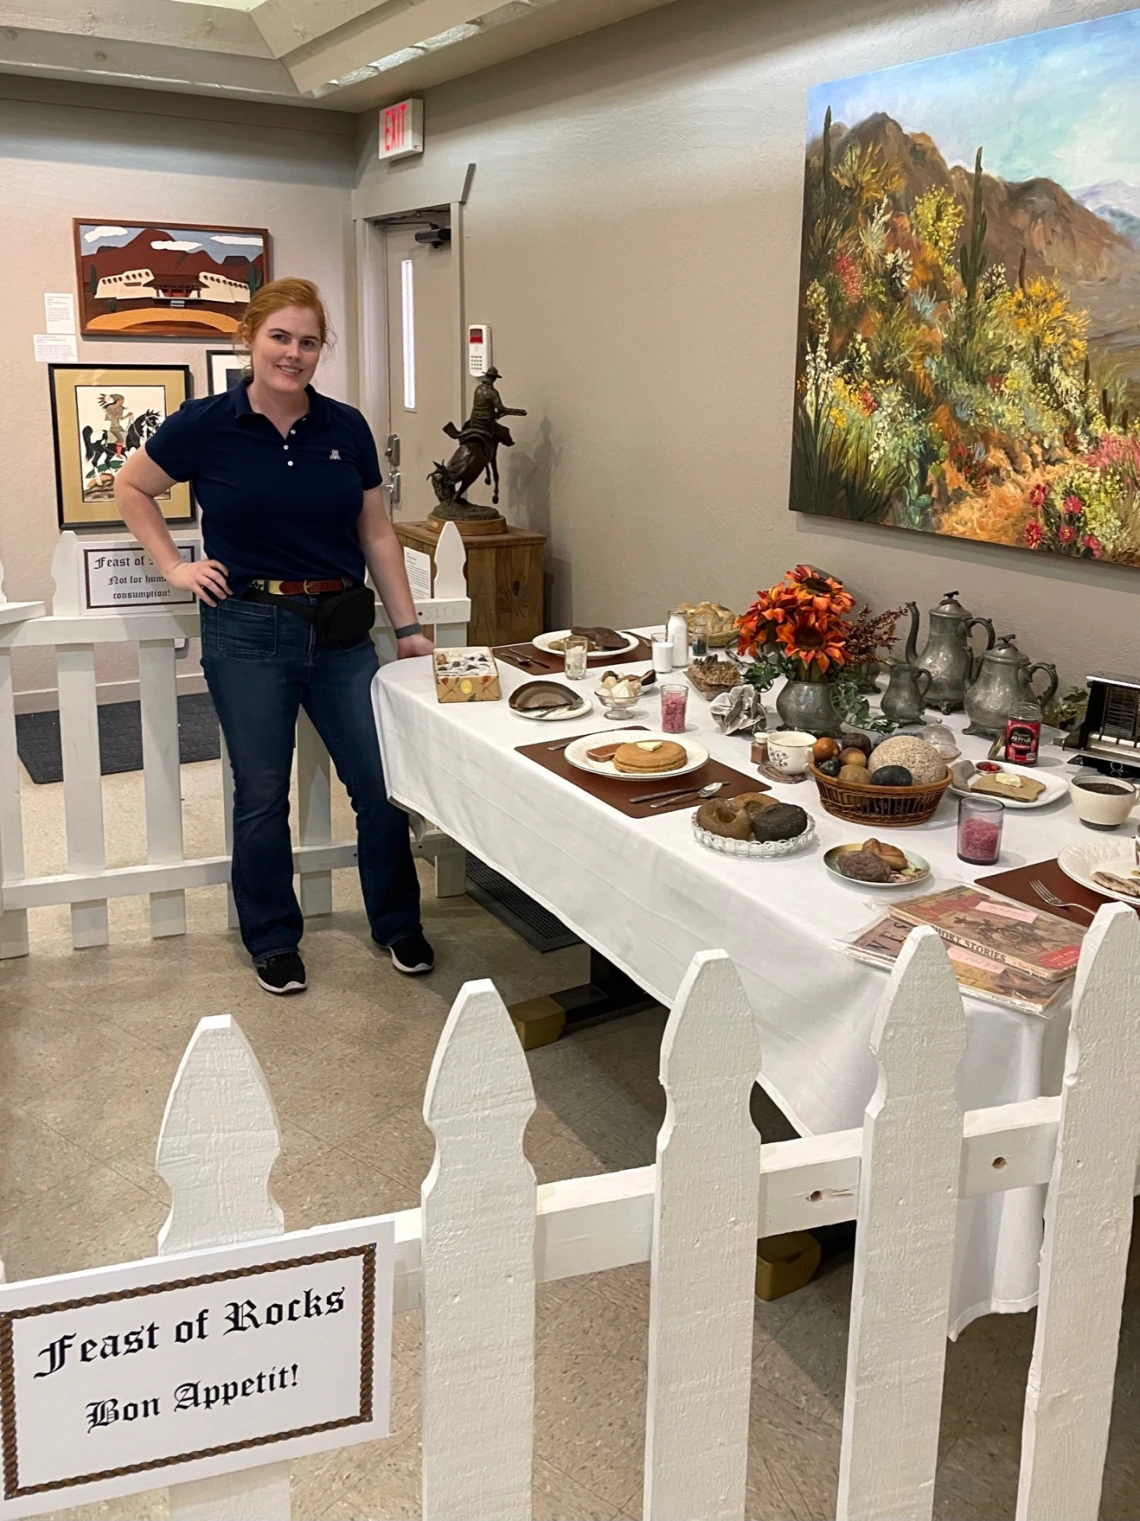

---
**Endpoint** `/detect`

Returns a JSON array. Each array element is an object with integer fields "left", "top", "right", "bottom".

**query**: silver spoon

[{"left": 645, "top": 780, "right": 726, "bottom": 809}]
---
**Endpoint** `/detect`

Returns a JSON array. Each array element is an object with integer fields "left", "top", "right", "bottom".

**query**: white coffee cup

[{"left": 768, "top": 729, "right": 816, "bottom": 776}]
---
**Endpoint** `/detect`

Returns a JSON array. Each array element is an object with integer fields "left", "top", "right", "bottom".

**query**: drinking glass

[
  {"left": 563, "top": 635, "right": 589, "bottom": 681},
  {"left": 957, "top": 795, "right": 1004, "bottom": 865},
  {"left": 651, "top": 637, "right": 675, "bottom": 675},
  {"left": 692, "top": 616, "right": 710, "bottom": 658},
  {"left": 661, "top": 684, "right": 688, "bottom": 735}
]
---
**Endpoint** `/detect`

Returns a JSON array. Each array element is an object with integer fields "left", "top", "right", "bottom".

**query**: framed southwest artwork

[
  {"left": 207, "top": 349, "right": 247, "bottom": 394},
  {"left": 791, "top": 9, "right": 1140, "bottom": 568},
  {"left": 49, "top": 364, "right": 194, "bottom": 530},
  {"left": 72, "top": 221, "right": 269, "bottom": 339}
]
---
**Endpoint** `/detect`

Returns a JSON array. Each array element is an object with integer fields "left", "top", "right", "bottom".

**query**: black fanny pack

[{"left": 246, "top": 583, "right": 376, "bottom": 649}]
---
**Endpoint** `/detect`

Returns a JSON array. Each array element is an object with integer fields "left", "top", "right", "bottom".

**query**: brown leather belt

[{"left": 249, "top": 577, "right": 350, "bottom": 596}]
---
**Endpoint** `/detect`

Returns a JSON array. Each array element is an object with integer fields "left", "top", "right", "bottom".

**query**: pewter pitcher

[
  {"left": 964, "top": 634, "right": 1059, "bottom": 736},
  {"left": 903, "top": 591, "right": 995, "bottom": 713},
  {"left": 880, "top": 663, "right": 932, "bottom": 724}
]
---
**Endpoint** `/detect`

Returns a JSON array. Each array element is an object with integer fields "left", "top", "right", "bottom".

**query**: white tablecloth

[{"left": 374, "top": 650, "right": 1102, "bottom": 1334}]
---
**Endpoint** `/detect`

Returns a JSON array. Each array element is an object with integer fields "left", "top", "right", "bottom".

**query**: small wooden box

[{"left": 434, "top": 647, "right": 501, "bottom": 703}]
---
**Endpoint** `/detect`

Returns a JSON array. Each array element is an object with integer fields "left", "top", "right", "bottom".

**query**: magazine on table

[
  {"left": 887, "top": 885, "right": 1084, "bottom": 982},
  {"left": 841, "top": 913, "right": 1067, "bottom": 1017}
]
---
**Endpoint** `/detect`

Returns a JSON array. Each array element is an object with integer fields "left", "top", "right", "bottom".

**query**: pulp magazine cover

[
  {"left": 843, "top": 914, "right": 1067, "bottom": 1017},
  {"left": 888, "top": 885, "right": 1083, "bottom": 982}
]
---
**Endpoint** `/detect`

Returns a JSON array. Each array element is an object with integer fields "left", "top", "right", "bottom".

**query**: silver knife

[{"left": 629, "top": 782, "right": 705, "bottom": 804}]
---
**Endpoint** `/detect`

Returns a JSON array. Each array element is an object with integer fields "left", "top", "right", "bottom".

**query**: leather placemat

[
  {"left": 494, "top": 635, "right": 653, "bottom": 674},
  {"left": 977, "top": 858, "right": 1139, "bottom": 920},
  {"left": 516, "top": 731, "right": 768, "bottom": 817}
]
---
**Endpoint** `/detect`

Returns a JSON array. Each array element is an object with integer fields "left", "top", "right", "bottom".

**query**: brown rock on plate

[{"left": 571, "top": 625, "right": 627, "bottom": 650}]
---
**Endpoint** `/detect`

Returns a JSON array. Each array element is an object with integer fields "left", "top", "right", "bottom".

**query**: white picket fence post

[
  {"left": 0, "top": 549, "right": 44, "bottom": 960},
  {"left": 421, "top": 979, "right": 537, "bottom": 1520},
  {"left": 156, "top": 1013, "right": 292, "bottom": 1520},
  {"left": 837, "top": 926, "right": 966, "bottom": 1521},
  {"left": 644, "top": 951, "right": 761, "bottom": 1521},
  {"left": 1016, "top": 902, "right": 1140, "bottom": 1521}
]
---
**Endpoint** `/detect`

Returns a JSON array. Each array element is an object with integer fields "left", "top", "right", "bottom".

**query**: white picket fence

[
  {"left": 0, "top": 528, "right": 472, "bottom": 959},
  {"left": 6, "top": 909, "right": 1139, "bottom": 1521}
]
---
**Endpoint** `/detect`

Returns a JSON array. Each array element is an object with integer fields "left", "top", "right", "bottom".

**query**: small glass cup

[
  {"left": 691, "top": 616, "right": 709, "bottom": 658},
  {"left": 563, "top": 634, "right": 589, "bottom": 681},
  {"left": 651, "top": 637, "right": 674, "bottom": 675},
  {"left": 957, "top": 795, "right": 1004, "bottom": 865},
  {"left": 661, "top": 683, "right": 689, "bottom": 735}
]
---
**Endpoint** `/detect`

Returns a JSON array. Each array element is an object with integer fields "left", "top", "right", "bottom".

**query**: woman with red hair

[{"left": 116, "top": 277, "right": 434, "bottom": 994}]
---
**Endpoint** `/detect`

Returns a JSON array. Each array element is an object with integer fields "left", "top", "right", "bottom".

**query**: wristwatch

[{"left": 394, "top": 621, "right": 422, "bottom": 639}]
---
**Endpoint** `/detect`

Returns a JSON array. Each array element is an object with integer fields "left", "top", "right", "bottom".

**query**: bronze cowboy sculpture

[{"left": 429, "top": 368, "right": 527, "bottom": 522}]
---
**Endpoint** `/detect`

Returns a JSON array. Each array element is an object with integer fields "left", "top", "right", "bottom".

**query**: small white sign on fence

[
  {"left": 82, "top": 540, "right": 199, "bottom": 611},
  {"left": 0, "top": 1218, "right": 394, "bottom": 1519}
]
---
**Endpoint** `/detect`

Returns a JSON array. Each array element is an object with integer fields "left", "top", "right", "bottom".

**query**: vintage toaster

[{"left": 1070, "top": 672, "right": 1140, "bottom": 778}]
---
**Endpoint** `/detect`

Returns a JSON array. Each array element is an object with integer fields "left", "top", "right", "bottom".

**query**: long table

[{"left": 374, "top": 650, "right": 1103, "bottom": 1334}]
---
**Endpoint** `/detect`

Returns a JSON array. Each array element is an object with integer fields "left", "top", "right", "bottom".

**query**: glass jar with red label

[{"left": 1003, "top": 700, "right": 1042, "bottom": 765}]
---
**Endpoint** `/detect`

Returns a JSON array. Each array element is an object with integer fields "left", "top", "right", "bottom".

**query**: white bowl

[{"left": 1069, "top": 776, "right": 1139, "bottom": 829}]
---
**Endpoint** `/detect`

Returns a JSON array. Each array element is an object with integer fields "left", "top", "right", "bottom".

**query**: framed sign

[
  {"left": 82, "top": 540, "right": 200, "bottom": 610},
  {"left": 49, "top": 364, "right": 194, "bottom": 531},
  {"left": 73, "top": 221, "right": 269, "bottom": 339},
  {"left": 0, "top": 1217, "right": 394, "bottom": 1519},
  {"left": 206, "top": 349, "right": 246, "bottom": 394}
]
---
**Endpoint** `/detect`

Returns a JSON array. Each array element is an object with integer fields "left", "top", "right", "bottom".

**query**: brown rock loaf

[{"left": 612, "top": 739, "right": 687, "bottom": 774}]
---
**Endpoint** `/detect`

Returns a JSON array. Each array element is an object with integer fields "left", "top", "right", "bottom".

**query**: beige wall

[
  {"left": 1, "top": 79, "right": 356, "bottom": 704},
  {"left": 355, "top": 0, "right": 1140, "bottom": 688}
]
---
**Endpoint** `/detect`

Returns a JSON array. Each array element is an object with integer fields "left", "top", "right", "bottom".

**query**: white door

[{"left": 384, "top": 221, "right": 459, "bottom": 524}]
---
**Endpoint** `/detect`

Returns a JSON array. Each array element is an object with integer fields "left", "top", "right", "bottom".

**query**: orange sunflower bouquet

[{"left": 737, "top": 565, "right": 856, "bottom": 684}]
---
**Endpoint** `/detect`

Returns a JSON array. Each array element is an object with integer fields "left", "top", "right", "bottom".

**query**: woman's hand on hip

[
  {"left": 396, "top": 633, "right": 434, "bottom": 659},
  {"left": 167, "top": 558, "right": 231, "bottom": 607}
]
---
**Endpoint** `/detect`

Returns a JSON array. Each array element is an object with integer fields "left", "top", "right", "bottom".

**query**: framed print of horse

[
  {"left": 72, "top": 221, "right": 269, "bottom": 339},
  {"left": 49, "top": 364, "right": 194, "bottom": 529},
  {"left": 791, "top": 9, "right": 1140, "bottom": 568}
]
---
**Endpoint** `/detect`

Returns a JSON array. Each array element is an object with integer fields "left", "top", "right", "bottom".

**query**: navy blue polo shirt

[{"left": 145, "top": 380, "right": 382, "bottom": 595}]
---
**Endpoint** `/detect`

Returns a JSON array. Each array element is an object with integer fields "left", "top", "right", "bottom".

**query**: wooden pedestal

[{"left": 394, "top": 520, "right": 546, "bottom": 649}]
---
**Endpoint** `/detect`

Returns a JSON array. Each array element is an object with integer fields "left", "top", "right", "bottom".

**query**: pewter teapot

[
  {"left": 903, "top": 591, "right": 995, "bottom": 713},
  {"left": 964, "top": 634, "right": 1059, "bottom": 737}
]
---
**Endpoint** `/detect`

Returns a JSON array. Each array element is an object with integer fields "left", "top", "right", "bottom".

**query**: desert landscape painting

[
  {"left": 791, "top": 10, "right": 1140, "bottom": 566},
  {"left": 73, "top": 222, "right": 269, "bottom": 338}
]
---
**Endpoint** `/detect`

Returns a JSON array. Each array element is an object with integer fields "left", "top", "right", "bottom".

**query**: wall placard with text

[{"left": 0, "top": 1218, "right": 394, "bottom": 1518}]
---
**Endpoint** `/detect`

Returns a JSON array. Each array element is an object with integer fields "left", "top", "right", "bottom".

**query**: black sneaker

[
  {"left": 255, "top": 952, "right": 307, "bottom": 995},
  {"left": 383, "top": 932, "right": 435, "bottom": 976}
]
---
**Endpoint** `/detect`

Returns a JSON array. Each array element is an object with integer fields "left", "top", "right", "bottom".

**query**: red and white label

[{"left": 380, "top": 99, "right": 424, "bottom": 160}]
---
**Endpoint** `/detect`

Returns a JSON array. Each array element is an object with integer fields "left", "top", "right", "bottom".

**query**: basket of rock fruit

[{"left": 809, "top": 734, "right": 952, "bottom": 827}]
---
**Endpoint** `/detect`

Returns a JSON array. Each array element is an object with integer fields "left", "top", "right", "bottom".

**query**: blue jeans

[{"left": 200, "top": 596, "right": 421, "bottom": 962}]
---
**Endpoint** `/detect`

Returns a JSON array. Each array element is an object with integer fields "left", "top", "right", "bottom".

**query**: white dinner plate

[
  {"left": 1057, "top": 840, "right": 1140, "bottom": 904},
  {"left": 563, "top": 730, "right": 709, "bottom": 782},
  {"left": 533, "top": 628, "right": 639, "bottom": 660},
  {"left": 949, "top": 762, "right": 1068, "bottom": 809},
  {"left": 507, "top": 681, "right": 593, "bottom": 722}
]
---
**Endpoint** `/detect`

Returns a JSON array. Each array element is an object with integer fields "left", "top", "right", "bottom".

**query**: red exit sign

[{"left": 380, "top": 98, "right": 424, "bottom": 161}]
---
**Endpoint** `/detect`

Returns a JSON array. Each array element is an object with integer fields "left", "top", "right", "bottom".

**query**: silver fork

[{"left": 1029, "top": 879, "right": 1095, "bottom": 917}]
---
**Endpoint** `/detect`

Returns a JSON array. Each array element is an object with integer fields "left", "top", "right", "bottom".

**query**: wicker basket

[{"left": 809, "top": 761, "right": 952, "bottom": 827}]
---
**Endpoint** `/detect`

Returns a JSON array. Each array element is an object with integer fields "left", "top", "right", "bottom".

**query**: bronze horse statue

[{"left": 428, "top": 368, "right": 527, "bottom": 520}]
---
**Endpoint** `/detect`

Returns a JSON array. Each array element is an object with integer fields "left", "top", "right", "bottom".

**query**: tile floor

[{"left": 3, "top": 757, "right": 1139, "bottom": 1520}]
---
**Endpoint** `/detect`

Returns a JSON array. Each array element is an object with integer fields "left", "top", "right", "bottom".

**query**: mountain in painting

[{"left": 791, "top": 110, "right": 1140, "bottom": 566}]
